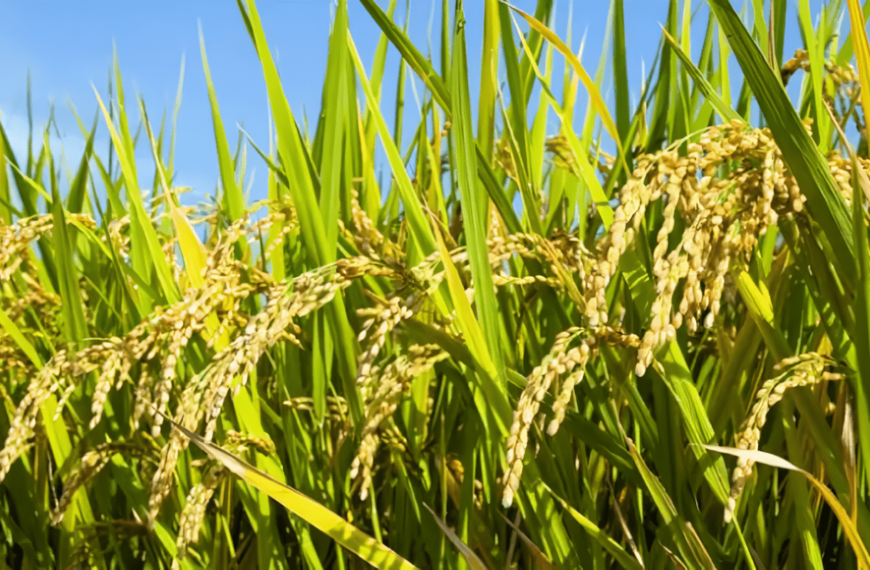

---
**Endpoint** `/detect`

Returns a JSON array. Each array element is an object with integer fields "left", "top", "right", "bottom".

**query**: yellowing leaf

[
  {"left": 506, "top": 4, "right": 623, "bottom": 155},
  {"left": 704, "top": 445, "right": 870, "bottom": 567},
  {"left": 848, "top": 0, "right": 870, "bottom": 128},
  {"left": 170, "top": 420, "right": 418, "bottom": 570}
]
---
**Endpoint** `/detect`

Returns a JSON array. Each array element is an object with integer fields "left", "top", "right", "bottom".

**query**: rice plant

[{"left": 2, "top": 0, "right": 870, "bottom": 567}]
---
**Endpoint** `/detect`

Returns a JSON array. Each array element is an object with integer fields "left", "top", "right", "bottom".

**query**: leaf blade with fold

[
  {"left": 661, "top": 26, "right": 740, "bottom": 123},
  {"left": 704, "top": 445, "right": 870, "bottom": 565},
  {"left": 424, "top": 505, "right": 486, "bottom": 570}
]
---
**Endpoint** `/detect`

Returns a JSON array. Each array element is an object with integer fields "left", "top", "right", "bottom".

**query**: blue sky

[{"left": 0, "top": 0, "right": 823, "bottom": 207}]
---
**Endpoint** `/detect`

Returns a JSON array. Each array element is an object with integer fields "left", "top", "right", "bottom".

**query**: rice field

[{"left": 2, "top": 0, "right": 870, "bottom": 568}]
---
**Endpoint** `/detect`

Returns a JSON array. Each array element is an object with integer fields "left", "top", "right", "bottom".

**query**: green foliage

[{"left": 2, "top": 1, "right": 870, "bottom": 568}]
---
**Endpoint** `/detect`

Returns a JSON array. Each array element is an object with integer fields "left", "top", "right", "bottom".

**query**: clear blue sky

[{"left": 0, "top": 1, "right": 821, "bottom": 207}]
